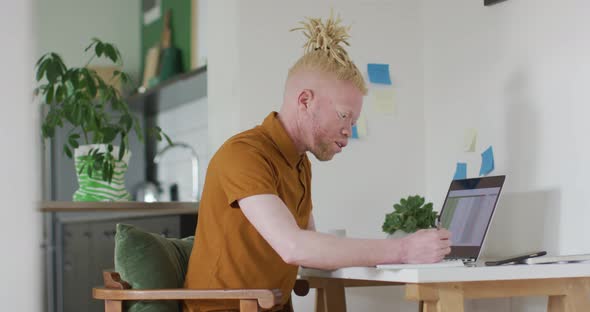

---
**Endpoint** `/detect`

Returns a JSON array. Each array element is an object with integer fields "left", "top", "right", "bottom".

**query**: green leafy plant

[
  {"left": 34, "top": 38, "right": 172, "bottom": 183},
  {"left": 382, "top": 195, "right": 437, "bottom": 234}
]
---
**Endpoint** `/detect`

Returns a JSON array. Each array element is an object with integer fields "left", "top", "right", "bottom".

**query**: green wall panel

[{"left": 141, "top": 0, "right": 192, "bottom": 76}]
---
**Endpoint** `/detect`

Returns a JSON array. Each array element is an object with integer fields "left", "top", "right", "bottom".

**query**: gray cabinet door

[
  {"left": 62, "top": 222, "right": 91, "bottom": 312},
  {"left": 131, "top": 215, "right": 181, "bottom": 238},
  {"left": 58, "top": 214, "right": 187, "bottom": 312},
  {"left": 88, "top": 220, "right": 118, "bottom": 312}
]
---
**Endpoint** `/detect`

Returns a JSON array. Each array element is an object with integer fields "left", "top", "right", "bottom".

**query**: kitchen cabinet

[{"left": 42, "top": 202, "right": 198, "bottom": 312}]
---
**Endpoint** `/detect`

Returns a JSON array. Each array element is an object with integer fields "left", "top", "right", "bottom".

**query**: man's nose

[{"left": 342, "top": 126, "right": 351, "bottom": 137}]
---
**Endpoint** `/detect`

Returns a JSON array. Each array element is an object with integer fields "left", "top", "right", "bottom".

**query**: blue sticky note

[
  {"left": 351, "top": 125, "right": 359, "bottom": 139},
  {"left": 453, "top": 162, "right": 467, "bottom": 180},
  {"left": 479, "top": 146, "right": 495, "bottom": 176},
  {"left": 367, "top": 63, "right": 392, "bottom": 85}
]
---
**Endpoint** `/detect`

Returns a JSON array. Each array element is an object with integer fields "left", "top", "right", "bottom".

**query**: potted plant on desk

[
  {"left": 382, "top": 195, "right": 438, "bottom": 238},
  {"left": 34, "top": 38, "right": 172, "bottom": 201}
]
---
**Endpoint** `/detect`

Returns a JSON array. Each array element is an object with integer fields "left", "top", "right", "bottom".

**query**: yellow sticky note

[
  {"left": 464, "top": 128, "right": 477, "bottom": 152},
  {"left": 371, "top": 88, "right": 395, "bottom": 114}
]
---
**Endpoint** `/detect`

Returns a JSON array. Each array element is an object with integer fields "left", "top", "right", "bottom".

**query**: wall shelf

[{"left": 127, "top": 65, "right": 207, "bottom": 117}]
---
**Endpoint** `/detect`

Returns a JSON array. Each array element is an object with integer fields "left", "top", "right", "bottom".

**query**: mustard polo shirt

[{"left": 183, "top": 112, "right": 312, "bottom": 312}]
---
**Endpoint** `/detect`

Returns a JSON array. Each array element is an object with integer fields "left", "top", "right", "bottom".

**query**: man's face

[{"left": 306, "top": 79, "right": 363, "bottom": 161}]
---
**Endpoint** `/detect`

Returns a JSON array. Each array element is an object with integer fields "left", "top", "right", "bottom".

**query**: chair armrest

[
  {"left": 92, "top": 288, "right": 282, "bottom": 310},
  {"left": 97, "top": 271, "right": 282, "bottom": 309}
]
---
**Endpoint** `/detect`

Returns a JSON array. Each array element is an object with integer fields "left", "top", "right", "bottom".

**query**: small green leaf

[
  {"left": 46, "top": 60, "right": 59, "bottom": 84},
  {"left": 119, "top": 72, "right": 129, "bottom": 84},
  {"left": 119, "top": 139, "right": 126, "bottom": 161},
  {"left": 95, "top": 42, "right": 104, "bottom": 57},
  {"left": 101, "top": 127, "right": 117, "bottom": 143},
  {"left": 55, "top": 85, "right": 64, "bottom": 103},
  {"left": 162, "top": 132, "right": 173, "bottom": 146},
  {"left": 36, "top": 59, "right": 49, "bottom": 81},
  {"left": 65, "top": 80, "right": 75, "bottom": 96},
  {"left": 84, "top": 69, "right": 97, "bottom": 98},
  {"left": 68, "top": 139, "right": 79, "bottom": 149},
  {"left": 45, "top": 85, "right": 54, "bottom": 104},
  {"left": 109, "top": 163, "right": 114, "bottom": 183},
  {"left": 102, "top": 161, "right": 109, "bottom": 181},
  {"left": 63, "top": 145, "right": 72, "bottom": 158},
  {"left": 104, "top": 44, "right": 118, "bottom": 63},
  {"left": 119, "top": 115, "right": 132, "bottom": 132},
  {"left": 41, "top": 124, "right": 55, "bottom": 138},
  {"left": 51, "top": 53, "right": 66, "bottom": 74},
  {"left": 78, "top": 163, "right": 86, "bottom": 175},
  {"left": 35, "top": 53, "right": 48, "bottom": 67}
]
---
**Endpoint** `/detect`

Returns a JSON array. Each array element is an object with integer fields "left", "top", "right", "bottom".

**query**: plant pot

[
  {"left": 387, "top": 230, "right": 410, "bottom": 239},
  {"left": 73, "top": 144, "right": 131, "bottom": 202}
]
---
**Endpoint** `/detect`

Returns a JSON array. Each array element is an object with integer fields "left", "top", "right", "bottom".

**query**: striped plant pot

[{"left": 73, "top": 144, "right": 131, "bottom": 202}]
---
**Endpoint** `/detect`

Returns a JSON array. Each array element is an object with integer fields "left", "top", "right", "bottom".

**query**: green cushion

[{"left": 114, "top": 223, "right": 194, "bottom": 312}]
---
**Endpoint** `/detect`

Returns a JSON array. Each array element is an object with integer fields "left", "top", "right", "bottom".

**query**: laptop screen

[{"left": 439, "top": 176, "right": 505, "bottom": 260}]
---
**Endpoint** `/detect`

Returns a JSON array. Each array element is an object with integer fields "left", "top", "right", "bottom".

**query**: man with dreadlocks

[{"left": 183, "top": 14, "right": 451, "bottom": 312}]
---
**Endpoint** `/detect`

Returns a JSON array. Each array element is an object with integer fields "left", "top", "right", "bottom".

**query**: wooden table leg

[
  {"left": 315, "top": 283, "right": 347, "bottom": 312},
  {"left": 436, "top": 284, "right": 465, "bottom": 312},
  {"left": 315, "top": 288, "right": 326, "bottom": 312},
  {"left": 547, "top": 278, "right": 590, "bottom": 312},
  {"left": 422, "top": 300, "right": 437, "bottom": 312},
  {"left": 406, "top": 283, "right": 465, "bottom": 312}
]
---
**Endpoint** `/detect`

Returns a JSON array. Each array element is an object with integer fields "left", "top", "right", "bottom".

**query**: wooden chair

[{"left": 93, "top": 271, "right": 311, "bottom": 312}]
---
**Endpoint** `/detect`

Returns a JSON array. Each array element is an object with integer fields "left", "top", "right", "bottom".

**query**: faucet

[{"left": 154, "top": 142, "right": 199, "bottom": 201}]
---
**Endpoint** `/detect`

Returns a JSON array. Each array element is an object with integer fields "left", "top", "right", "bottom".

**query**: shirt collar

[{"left": 261, "top": 111, "right": 303, "bottom": 169}]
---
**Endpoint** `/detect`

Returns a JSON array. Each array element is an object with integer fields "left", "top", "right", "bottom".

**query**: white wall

[
  {"left": 423, "top": 0, "right": 590, "bottom": 311},
  {"left": 208, "top": 0, "right": 241, "bottom": 154},
  {"left": 208, "top": 1, "right": 426, "bottom": 311},
  {"left": 0, "top": 1, "right": 42, "bottom": 311},
  {"left": 35, "top": 0, "right": 141, "bottom": 81}
]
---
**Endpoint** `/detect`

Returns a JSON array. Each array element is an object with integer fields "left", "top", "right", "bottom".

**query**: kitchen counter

[
  {"left": 40, "top": 201, "right": 199, "bottom": 222},
  {"left": 41, "top": 201, "right": 198, "bottom": 213}
]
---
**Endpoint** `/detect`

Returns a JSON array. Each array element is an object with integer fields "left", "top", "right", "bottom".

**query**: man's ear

[{"left": 298, "top": 89, "right": 314, "bottom": 110}]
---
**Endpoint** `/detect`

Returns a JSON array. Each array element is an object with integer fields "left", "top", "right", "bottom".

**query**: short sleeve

[{"left": 215, "top": 141, "right": 279, "bottom": 208}]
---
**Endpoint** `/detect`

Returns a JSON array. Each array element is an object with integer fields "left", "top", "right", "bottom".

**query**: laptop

[
  {"left": 438, "top": 175, "right": 506, "bottom": 265},
  {"left": 377, "top": 175, "right": 506, "bottom": 270}
]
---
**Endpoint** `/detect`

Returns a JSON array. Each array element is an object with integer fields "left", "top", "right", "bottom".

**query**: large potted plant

[
  {"left": 382, "top": 195, "right": 438, "bottom": 238},
  {"left": 34, "top": 38, "right": 171, "bottom": 201}
]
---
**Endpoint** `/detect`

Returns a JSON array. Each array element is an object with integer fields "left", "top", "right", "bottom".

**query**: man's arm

[{"left": 239, "top": 194, "right": 451, "bottom": 270}]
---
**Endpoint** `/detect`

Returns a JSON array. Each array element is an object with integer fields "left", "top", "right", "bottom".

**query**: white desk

[{"left": 299, "top": 263, "right": 590, "bottom": 312}]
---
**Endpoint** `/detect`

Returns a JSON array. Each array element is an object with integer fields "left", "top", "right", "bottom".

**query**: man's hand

[{"left": 398, "top": 229, "right": 452, "bottom": 264}]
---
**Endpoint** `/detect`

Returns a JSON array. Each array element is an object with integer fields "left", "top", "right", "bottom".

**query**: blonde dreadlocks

[{"left": 289, "top": 13, "right": 367, "bottom": 95}]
